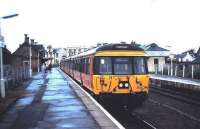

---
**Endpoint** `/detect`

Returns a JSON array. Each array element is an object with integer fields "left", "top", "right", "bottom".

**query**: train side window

[
  {"left": 88, "top": 58, "right": 90, "bottom": 74},
  {"left": 80, "top": 59, "right": 84, "bottom": 73},
  {"left": 74, "top": 60, "right": 76, "bottom": 70},
  {"left": 83, "top": 58, "right": 87, "bottom": 74},
  {"left": 93, "top": 57, "right": 99, "bottom": 74},
  {"left": 77, "top": 59, "right": 80, "bottom": 72},
  {"left": 85, "top": 58, "right": 89, "bottom": 74}
]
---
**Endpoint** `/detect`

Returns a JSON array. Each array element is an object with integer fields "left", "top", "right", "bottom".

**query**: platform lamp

[{"left": 0, "top": 14, "right": 19, "bottom": 98}]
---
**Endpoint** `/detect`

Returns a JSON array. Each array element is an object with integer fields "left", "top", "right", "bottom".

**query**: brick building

[{"left": 12, "top": 34, "right": 45, "bottom": 72}]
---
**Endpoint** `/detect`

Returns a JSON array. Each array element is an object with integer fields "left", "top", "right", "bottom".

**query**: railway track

[
  {"left": 78, "top": 82, "right": 156, "bottom": 129},
  {"left": 150, "top": 85, "right": 200, "bottom": 107},
  {"left": 65, "top": 72, "right": 156, "bottom": 129},
  {"left": 149, "top": 85, "right": 200, "bottom": 123},
  {"left": 97, "top": 100, "right": 157, "bottom": 129}
]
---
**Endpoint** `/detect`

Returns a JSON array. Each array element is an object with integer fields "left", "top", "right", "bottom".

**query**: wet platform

[
  {"left": 150, "top": 74, "right": 200, "bottom": 91},
  {"left": 0, "top": 68, "right": 124, "bottom": 129}
]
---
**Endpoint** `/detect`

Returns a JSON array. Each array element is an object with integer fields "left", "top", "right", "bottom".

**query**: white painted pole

[
  {"left": 161, "top": 64, "right": 164, "bottom": 75},
  {"left": 192, "top": 64, "right": 194, "bottom": 79},
  {"left": 0, "top": 14, "right": 18, "bottom": 98},
  {"left": 0, "top": 47, "right": 5, "bottom": 98},
  {"left": 37, "top": 51, "right": 39, "bottom": 72},
  {"left": 167, "top": 64, "right": 170, "bottom": 76},
  {"left": 183, "top": 64, "right": 185, "bottom": 78},
  {"left": 170, "top": 58, "right": 173, "bottom": 76},
  {"left": 155, "top": 64, "right": 157, "bottom": 74},
  {"left": 29, "top": 43, "right": 32, "bottom": 77},
  {"left": 0, "top": 19, "right": 5, "bottom": 98},
  {"left": 175, "top": 64, "right": 177, "bottom": 76}
]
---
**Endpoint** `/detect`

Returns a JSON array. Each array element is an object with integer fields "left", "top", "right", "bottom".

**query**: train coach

[{"left": 60, "top": 43, "right": 149, "bottom": 108}]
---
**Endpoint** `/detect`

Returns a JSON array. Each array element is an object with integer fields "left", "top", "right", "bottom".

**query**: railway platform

[
  {"left": 0, "top": 68, "right": 124, "bottom": 129},
  {"left": 150, "top": 74, "right": 200, "bottom": 91}
]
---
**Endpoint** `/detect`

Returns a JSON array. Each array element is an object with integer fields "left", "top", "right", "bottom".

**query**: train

[{"left": 60, "top": 43, "right": 149, "bottom": 109}]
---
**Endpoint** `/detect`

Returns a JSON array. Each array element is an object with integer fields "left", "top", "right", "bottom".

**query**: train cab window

[
  {"left": 94, "top": 57, "right": 112, "bottom": 75},
  {"left": 133, "top": 57, "right": 147, "bottom": 74},
  {"left": 99, "top": 57, "right": 112, "bottom": 74},
  {"left": 113, "top": 57, "right": 132, "bottom": 75}
]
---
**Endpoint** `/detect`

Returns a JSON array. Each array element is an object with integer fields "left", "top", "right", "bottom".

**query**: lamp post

[
  {"left": 29, "top": 42, "right": 32, "bottom": 77},
  {"left": 29, "top": 39, "right": 35, "bottom": 78},
  {"left": 169, "top": 54, "right": 174, "bottom": 76},
  {"left": 38, "top": 50, "right": 39, "bottom": 72},
  {"left": 166, "top": 45, "right": 174, "bottom": 76},
  {"left": 0, "top": 14, "right": 18, "bottom": 98},
  {"left": 38, "top": 49, "right": 43, "bottom": 72}
]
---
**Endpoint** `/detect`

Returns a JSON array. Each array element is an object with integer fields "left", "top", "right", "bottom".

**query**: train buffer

[
  {"left": 0, "top": 68, "right": 124, "bottom": 129},
  {"left": 150, "top": 74, "right": 200, "bottom": 91}
]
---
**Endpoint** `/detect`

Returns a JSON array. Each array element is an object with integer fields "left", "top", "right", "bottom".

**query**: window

[
  {"left": 94, "top": 57, "right": 112, "bottom": 75},
  {"left": 134, "top": 57, "right": 147, "bottom": 74},
  {"left": 99, "top": 57, "right": 112, "bottom": 74},
  {"left": 94, "top": 56, "right": 147, "bottom": 75},
  {"left": 113, "top": 57, "right": 132, "bottom": 75},
  {"left": 154, "top": 58, "right": 158, "bottom": 64},
  {"left": 80, "top": 59, "right": 84, "bottom": 72},
  {"left": 86, "top": 58, "right": 90, "bottom": 74}
]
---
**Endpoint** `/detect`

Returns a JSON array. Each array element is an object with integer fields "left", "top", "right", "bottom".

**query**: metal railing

[
  {"left": 0, "top": 65, "right": 29, "bottom": 89},
  {"left": 153, "top": 63, "right": 200, "bottom": 79}
]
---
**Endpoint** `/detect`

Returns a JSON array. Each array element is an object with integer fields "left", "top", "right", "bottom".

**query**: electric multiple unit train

[{"left": 60, "top": 43, "right": 149, "bottom": 108}]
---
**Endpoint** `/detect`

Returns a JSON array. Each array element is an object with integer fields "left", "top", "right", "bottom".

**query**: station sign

[
  {"left": 0, "top": 35, "right": 5, "bottom": 48},
  {"left": 0, "top": 41, "right": 5, "bottom": 48}
]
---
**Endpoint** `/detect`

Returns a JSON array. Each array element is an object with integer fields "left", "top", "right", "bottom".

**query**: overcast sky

[{"left": 0, "top": 0, "right": 200, "bottom": 53}]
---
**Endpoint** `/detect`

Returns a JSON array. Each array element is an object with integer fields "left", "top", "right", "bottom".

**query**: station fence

[
  {"left": 0, "top": 65, "right": 30, "bottom": 90},
  {"left": 154, "top": 63, "right": 200, "bottom": 79}
]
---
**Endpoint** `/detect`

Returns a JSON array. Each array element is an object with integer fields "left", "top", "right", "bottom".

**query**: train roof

[
  {"left": 96, "top": 43, "right": 143, "bottom": 51},
  {"left": 66, "top": 43, "right": 144, "bottom": 59}
]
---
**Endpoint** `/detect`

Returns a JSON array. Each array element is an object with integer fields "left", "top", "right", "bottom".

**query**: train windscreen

[
  {"left": 133, "top": 57, "right": 147, "bottom": 74},
  {"left": 113, "top": 57, "right": 132, "bottom": 75},
  {"left": 94, "top": 57, "right": 147, "bottom": 75}
]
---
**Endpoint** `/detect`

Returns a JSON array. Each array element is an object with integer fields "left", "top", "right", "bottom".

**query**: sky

[{"left": 0, "top": 0, "right": 200, "bottom": 53}]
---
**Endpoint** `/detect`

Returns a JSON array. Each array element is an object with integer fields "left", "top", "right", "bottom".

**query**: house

[
  {"left": 193, "top": 57, "right": 200, "bottom": 64},
  {"left": 12, "top": 34, "right": 45, "bottom": 72},
  {"left": 52, "top": 48, "right": 67, "bottom": 64},
  {"left": 192, "top": 47, "right": 200, "bottom": 64},
  {"left": 2, "top": 46, "right": 12, "bottom": 65},
  {"left": 65, "top": 47, "right": 88, "bottom": 57},
  {"left": 142, "top": 43, "right": 170, "bottom": 73},
  {"left": 175, "top": 53, "right": 195, "bottom": 62},
  {"left": 174, "top": 49, "right": 196, "bottom": 63},
  {"left": 196, "top": 47, "right": 200, "bottom": 57}
]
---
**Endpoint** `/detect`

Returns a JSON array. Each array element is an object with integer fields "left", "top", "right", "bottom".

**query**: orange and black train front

[{"left": 91, "top": 44, "right": 149, "bottom": 103}]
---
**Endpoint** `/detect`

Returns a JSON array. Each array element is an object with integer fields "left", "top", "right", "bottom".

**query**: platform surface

[
  {"left": 0, "top": 68, "right": 123, "bottom": 129},
  {"left": 150, "top": 74, "right": 200, "bottom": 86}
]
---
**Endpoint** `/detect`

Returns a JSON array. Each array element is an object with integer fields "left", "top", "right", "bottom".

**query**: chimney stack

[
  {"left": 24, "top": 34, "right": 29, "bottom": 44},
  {"left": 30, "top": 39, "right": 35, "bottom": 45}
]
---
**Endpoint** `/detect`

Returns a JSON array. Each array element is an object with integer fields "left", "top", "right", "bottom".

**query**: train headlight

[
  {"left": 119, "top": 83, "right": 123, "bottom": 88},
  {"left": 125, "top": 83, "right": 129, "bottom": 88}
]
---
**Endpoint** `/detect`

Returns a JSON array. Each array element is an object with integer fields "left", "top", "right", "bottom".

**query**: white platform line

[
  {"left": 143, "top": 120, "right": 157, "bottom": 129},
  {"left": 59, "top": 69, "right": 125, "bottom": 129},
  {"left": 150, "top": 76, "right": 200, "bottom": 86}
]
